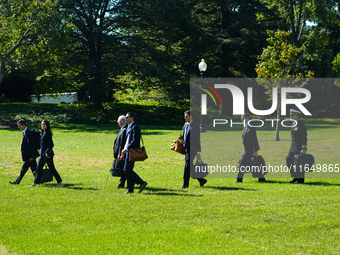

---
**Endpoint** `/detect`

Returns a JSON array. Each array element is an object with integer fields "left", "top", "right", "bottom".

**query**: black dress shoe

[
  {"left": 116, "top": 185, "right": 125, "bottom": 189},
  {"left": 235, "top": 179, "right": 243, "bottom": 183},
  {"left": 258, "top": 178, "right": 266, "bottom": 182},
  {"left": 289, "top": 178, "right": 298, "bottom": 183},
  {"left": 139, "top": 182, "right": 148, "bottom": 193},
  {"left": 297, "top": 179, "right": 305, "bottom": 184},
  {"left": 181, "top": 186, "right": 188, "bottom": 189},
  {"left": 199, "top": 179, "right": 207, "bottom": 187},
  {"left": 9, "top": 181, "right": 18, "bottom": 184}
]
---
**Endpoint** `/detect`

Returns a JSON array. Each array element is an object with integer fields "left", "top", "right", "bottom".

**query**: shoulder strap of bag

[{"left": 140, "top": 135, "right": 145, "bottom": 147}]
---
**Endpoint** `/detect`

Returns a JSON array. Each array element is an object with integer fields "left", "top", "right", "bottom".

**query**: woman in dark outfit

[{"left": 30, "top": 119, "right": 63, "bottom": 187}]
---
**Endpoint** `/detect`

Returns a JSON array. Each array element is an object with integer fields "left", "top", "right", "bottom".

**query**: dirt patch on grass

[{"left": 0, "top": 245, "right": 17, "bottom": 255}]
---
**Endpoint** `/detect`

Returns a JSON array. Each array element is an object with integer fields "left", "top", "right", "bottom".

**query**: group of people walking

[
  {"left": 112, "top": 108, "right": 308, "bottom": 190},
  {"left": 235, "top": 109, "right": 308, "bottom": 184},
  {"left": 10, "top": 108, "right": 308, "bottom": 191},
  {"left": 9, "top": 119, "right": 63, "bottom": 187},
  {"left": 112, "top": 112, "right": 148, "bottom": 194}
]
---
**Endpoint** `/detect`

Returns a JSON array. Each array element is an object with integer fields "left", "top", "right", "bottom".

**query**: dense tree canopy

[
  {"left": 0, "top": 0, "right": 340, "bottom": 107},
  {"left": 0, "top": 0, "right": 71, "bottom": 101}
]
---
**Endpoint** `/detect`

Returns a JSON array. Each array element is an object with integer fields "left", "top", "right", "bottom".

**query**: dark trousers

[
  {"left": 286, "top": 151, "right": 305, "bottom": 179},
  {"left": 113, "top": 159, "right": 127, "bottom": 187},
  {"left": 123, "top": 151, "right": 144, "bottom": 192},
  {"left": 237, "top": 152, "right": 252, "bottom": 180},
  {"left": 119, "top": 171, "right": 127, "bottom": 187},
  {"left": 183, "top": 153, "right": 204, "bottom": 187},
  {"left": 237, "top": 151, "right": 265, "bottom": 180},
  {"left": 34, "top": 156, "right": 62, "bottom": 184},
  {"left": 15, "top": 159, "right": 37, "bottom": 184}
]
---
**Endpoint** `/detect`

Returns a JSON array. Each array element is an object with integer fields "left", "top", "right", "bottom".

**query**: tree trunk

[
  {"left": 219, "top": 8, "right": 230, "bottom": 77},
  {"left": 93, "top": 90, "right": 103, "bottom": 110},
  {"left": 91, "top": 75, "right": 104, "bottom": 110},
  {"left": 275, "top": 109, "right": 280, "bottom": 141}
]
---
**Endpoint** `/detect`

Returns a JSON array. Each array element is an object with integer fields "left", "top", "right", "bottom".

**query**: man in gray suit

[{"left": 236, "top": 113, "right": 265, "bottom": 183}]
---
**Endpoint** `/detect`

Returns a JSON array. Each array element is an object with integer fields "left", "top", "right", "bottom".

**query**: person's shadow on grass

[
  {"left": 143, "top": 187, "right": 204, "bottom": 196},
  {"left": 42, "top": 183, "right": 99, "bottom": 190},
  {"left": 207, "top": 186, "right": 257, "bottom": 191},
  {"left": 262, "top": 179, "right": 340, "bottom": 186}
]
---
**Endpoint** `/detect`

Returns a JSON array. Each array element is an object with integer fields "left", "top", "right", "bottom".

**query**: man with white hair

[
  {"left": 112, "top": 115, "right": 128, "bottom": 188},
  {"left": 286, "top": 109, "right": 307, "bottom": 184}
]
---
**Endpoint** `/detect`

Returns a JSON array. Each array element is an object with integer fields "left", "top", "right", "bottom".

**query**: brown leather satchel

[
  {"left": 171, "top": 138, "right": 186, "bottom": 155},
  {"left": 129, "top": 136, "right": 148, "bottom": 161}
]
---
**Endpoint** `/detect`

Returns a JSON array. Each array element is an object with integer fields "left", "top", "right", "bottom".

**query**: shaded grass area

[{"left": 1, "top": 122, "right": 340, "bottom": 254}]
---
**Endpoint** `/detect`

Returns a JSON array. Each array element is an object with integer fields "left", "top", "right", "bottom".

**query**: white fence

[{"left": 32, "top": 92, "right": 78, "bottom": 104}]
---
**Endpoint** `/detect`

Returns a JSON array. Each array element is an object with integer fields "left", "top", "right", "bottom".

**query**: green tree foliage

[
  {"left": 332, "top": 53, "right": 340, "bottom": 88},
  {"left": 256, "top": 30, "right": 313, "bottom": 78},
  {"left": 58, "top": 0, "right": 129, "bottom": 109},
  {"left": 304, "top": 0, "right": 340, "bottom": 78},
  {"left": 1, "top": 0, "right": 339, "bottom": 108},
  {"left": 194, "top": 0, "right": 273, "bottom": 77},
  {"left": 261, "top": 0, "right": 340, "bottom": 77},
  {"left": 332, "top": 54, "right": 340, "bottom": 77},
  {"left": 0, "top": 0, "right": 69, "bottom": 89},
  {"left": 261, "top": 0, "right": 315, "bottom": 47},
  {"left": 260, "top": 0, "right": 340, "bottom": 106},
  {"left": 256, "top": 29, "right": 313, "bottom": 140},
  {"left": 114, "top": 0, "right": 201, "bottom": 104}
]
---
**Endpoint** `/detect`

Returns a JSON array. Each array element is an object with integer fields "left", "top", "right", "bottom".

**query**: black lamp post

[{"left": 198, "top": 59, "right": 207, "bottom": 133}]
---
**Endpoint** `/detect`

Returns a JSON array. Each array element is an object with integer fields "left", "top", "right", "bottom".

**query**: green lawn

[{"left": 1, "top": 120, "right": 340, "bottom": 254}]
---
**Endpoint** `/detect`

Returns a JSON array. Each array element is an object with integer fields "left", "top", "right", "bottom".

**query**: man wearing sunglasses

[{"left": 119, "top": 112, "right": 148, "bottom": 193}]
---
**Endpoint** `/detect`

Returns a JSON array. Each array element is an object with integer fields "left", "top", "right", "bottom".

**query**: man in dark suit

[
  {"left": 236, "top": 113, "right": 265, "bottom": 183},
  {"left": 180, "top": 110, "right": 207, "bottom": 189},
  {"left": 119, "top": 112, "right": 147, "bottom": 194},
  {"left": 9, "top": 119, "right": 39, "bottom": 184},
  {"left": 286, "top": 109, "right": 307, "bottom": 184},
  {"left": 112, "top": 115, "right": 128, "bottom": 188}
]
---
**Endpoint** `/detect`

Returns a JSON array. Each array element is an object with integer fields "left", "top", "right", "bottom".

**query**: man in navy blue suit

[
  {"left": 119, "top": 112, "right": 147, "bottom": 194},
  {"left": 9, "top": 119, "right": 39, "bottom": 184},
  {"left": 180, "top": 110, "right": 207, "bottom": 189}
]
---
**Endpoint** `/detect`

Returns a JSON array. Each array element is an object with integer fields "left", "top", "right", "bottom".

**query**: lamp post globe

[
  {"left": 198, "top": 59, "right": 207, "bottom": 132},
  {"left": 198, "top": 59, "right": 207, "bottom": 75}
]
